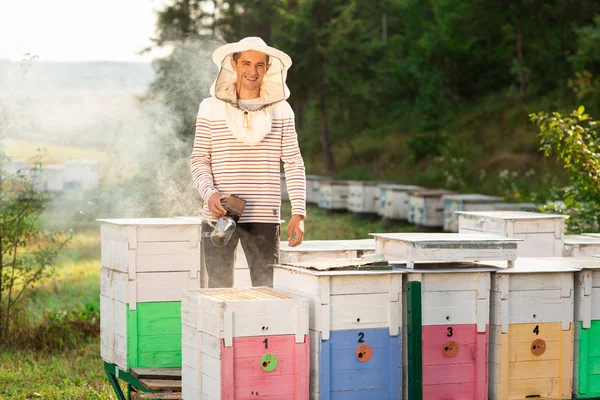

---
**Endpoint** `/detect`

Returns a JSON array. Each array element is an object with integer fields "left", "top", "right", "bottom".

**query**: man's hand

[
  {"left": 287, "top": 214, "right": 305, "bottom": 247},
  {"left": 208, "top": 192, "right": 231, "bottom": 219}
]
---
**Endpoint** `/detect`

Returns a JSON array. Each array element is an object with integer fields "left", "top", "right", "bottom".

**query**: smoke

[{"left": 0, "top": 38, "right": 224, "bottom": 230}]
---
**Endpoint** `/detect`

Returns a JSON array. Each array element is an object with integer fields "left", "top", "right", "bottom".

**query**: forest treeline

[{"left": 145, "top": 0, "right": 600, "bottom": 198}]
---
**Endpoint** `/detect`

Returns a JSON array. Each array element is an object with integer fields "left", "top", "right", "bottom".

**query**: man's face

[{"left": 230, "top": 50, "right": 270, "bottom": 94}]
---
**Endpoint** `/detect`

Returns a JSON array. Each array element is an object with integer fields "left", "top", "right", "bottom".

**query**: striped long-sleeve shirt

[{"left": 190, "top": 97, "right": 306, "bottom": 223}]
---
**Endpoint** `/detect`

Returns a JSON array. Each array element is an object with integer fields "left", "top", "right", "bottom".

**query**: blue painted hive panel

[{"left": 317, "top": 328, "right": 402, "bottom": 400}]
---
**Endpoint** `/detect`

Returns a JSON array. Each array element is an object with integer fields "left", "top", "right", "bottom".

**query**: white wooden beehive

[
  {"left": 442, "top": 194, "right": 501, "bottom": 233},
  {"left": 280, "top": 239, "right": 376, "bottom": 264},
  {"left": 347, "top": 181, "right": 380, "bottom": 214},
  {"left": 181, "top": 287, "right": 309, "bottom": 400},
  {"left": 482, "top": 258, "right": 579, "bottom": 400},
  {"left": 318, "top": 180, "right": 350, "bottom": 211},
  {"left": 272, "top": 263, "right": 405, "bottom": 399},
  {"left": 372, "top": 232, "right": 520, "bottom": 269},
  {"left": 407, "top": 189, "right": 456, "bottom": 227},
  {"left": 457, "top": 211, "right": 569, "bottom": 257},
  {"left": 564, "top": 235, "right": 600, "bottom": 257},
  {"left": 377, "top": 184, "right": 423, "bottom": 220},
  {"left": 99, "top": 218, "right": 202, "bottom": 369},
  {"left": 306, "top": 175, "right": 331, "bottom": 205}
]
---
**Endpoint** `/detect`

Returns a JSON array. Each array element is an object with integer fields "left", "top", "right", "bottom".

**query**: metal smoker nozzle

[{"left": 210, "top": 216, "right": 237, "bottom": 247}]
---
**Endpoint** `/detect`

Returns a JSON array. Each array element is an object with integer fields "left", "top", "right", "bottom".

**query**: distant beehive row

[
  {"left": 282, "top": 174, "right": 557, "bottom": 232},
  {"left": 99, "top": 212, "right": 600, "bottom": 399},
  {"left": 6, "top": 158, "right": 101, "bottom": 192}
]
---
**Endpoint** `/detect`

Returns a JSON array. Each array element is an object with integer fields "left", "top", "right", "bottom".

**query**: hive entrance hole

[{"left": 525, "top": 396, "right": 541, "bottom": 398}]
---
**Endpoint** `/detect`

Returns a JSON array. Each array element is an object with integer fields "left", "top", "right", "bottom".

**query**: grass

[
  {"left": 3, "top": 139, "right": 109, "bottom": 167},
  {"left": 3, "top": 201, "right": 407, "bottom": 399}
]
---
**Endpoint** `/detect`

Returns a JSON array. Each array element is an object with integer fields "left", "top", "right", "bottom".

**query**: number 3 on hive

[{"left": 447, "top": 327, "right": 453, "bottom": 337}]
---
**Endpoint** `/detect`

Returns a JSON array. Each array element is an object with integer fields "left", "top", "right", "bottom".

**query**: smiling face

[{"left": 230, "top": 50, "right": 271, "bottom": 99}]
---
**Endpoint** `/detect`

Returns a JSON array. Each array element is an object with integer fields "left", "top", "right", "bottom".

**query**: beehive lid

[
  {"left": 280, "top": 240, "right": 356, "bottom": 252},
  {"left": 331, "top": 239, "right": 376, "bottom": 250},
  {"left": 274, "top": 260, "right": 405, "bottom": 276},
  {"left": 194, "top": 287, "right": 294, "bottom": 301},
  {"left": 442, "top": 193, "right": 501, "bottom": 203},
  {"left": 477, "top": 257, "right": 583, "bottom": 273},
  {"left": 394, "top": 262, "right": 498, "bottom": 273},
  {"left": 371, "top": 232, "right": 521, "bottom": 246},
  {"left": 407, "top": 188, "right": 456, "bottom": 197},
  {"left": 455, "top": 211, "right": 568, "bottom": 220},
  {"left": 564, "top": 235, "right": 600, "bottom": 245},
  {"left": 584, "top": 233, "right": 600, "bottom": 238},
  {"left": 280, "top": 239, "right": 375, "bottom": 252},
  {"left": 379, "top": 184, "right": 423, "bottom": 191},
  {"left": 97, "top": 218, "right": 203, "bottom": 226}
]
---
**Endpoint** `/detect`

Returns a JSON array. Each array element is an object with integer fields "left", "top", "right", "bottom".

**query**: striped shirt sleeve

[
  {"left": 190, "top": 99, "right": 219, "bottom": 203},
  {"left": 281, "top": 104, "right": 307, "bottom": 217}
]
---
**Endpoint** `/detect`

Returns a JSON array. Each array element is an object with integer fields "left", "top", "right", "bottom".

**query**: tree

[
  {"left": 530, "top": 106, "right": 600, "bottom": 232},
  {"left": 0, "top": 154, "right": 70, "bottom": 343}
]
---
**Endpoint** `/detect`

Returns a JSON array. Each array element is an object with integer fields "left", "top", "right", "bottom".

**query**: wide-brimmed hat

[{"left": 209, "top": 37, "right": 292, "bottom": 107}]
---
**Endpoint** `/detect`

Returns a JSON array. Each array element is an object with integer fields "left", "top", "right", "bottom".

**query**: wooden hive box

[
  {"left": 372, "top": 232, "right": 520, "bottom": 269},
  {"left": 181, "top": 287, "right": 309, "bottom": 400},
  {"left": 280, "top": 239, "right": 376, "bottom": 264},
  {"left": 403, "top": 264, "right": 495, "bottom": 400},
  {"left": 482, "top": 258, "right": 579, "bottom": 400},
  {"left": 564, "top": 235, "right": 600, "bottom": 257},
  {"left": 407, "top": 189, "right": 456, "bottom": 228},
  {"left": 99, "top": 218, "right": 202, "bottom": 371},
  {"left": 442, "top": 194, "right": 501, "bottom": 233},
  {"left": 457, "top": 211, "right": 569, "bottom": 257},
  {"left": 567, "top": 256, "right": 600, "bottom": 398},
  {"left": 306, "top": 175, "right": 331, "bottom": 205},
  {"left": 377, "top": 184, "right": 423, "bottom": 220},
  {"left": 347, "top": 181, "right": 381, "bottom": 215},
  {"left": 318, "top": 180, "right": 350, "bottom": 211},
  {"left": 273, "top": 262, "right": 405, "bottom": 400}
]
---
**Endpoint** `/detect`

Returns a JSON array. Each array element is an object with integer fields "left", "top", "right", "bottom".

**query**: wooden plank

[
  {"left": 130, "top": 368, "right": 181, "bottom": 380},
  {"left": 138, "top": 379, "right": 182, "bottom": 391},
  {"left": 132, "top": 393, "right": 181, "bottom": 400},
  {"left": 406, "top": 281, "right": 423, "bottom": 400}
]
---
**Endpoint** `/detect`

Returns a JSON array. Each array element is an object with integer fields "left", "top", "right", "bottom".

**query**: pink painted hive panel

[
  {"left": 422, "top": 324, "right": 488, "bottom": 400},
  {"left": 221, "top": 334, "right": 309, "bottom": 400}
]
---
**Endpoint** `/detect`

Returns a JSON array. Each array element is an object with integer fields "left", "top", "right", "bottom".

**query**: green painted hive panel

[
  {"left": 127, "top": 301, "right": 182, "bottom": 369},
  {"left": 576, "top": 320, "right": 600, "bottom": 398}
]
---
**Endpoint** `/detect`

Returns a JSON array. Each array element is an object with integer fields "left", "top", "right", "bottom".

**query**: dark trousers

[{"left": 201, "top": 222, "right": 280, "bottom": 288}]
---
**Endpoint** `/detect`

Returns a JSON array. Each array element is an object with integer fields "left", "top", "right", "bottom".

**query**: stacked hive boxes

[
  {"left": 571, "top": 257, "right": 600, "bottom": 398},
  {"left": 181, "top": 287, "right": 309, "bottom": 399},
  {"left": 563, "top": 235, "right": 600, "bottom": 257},
  {"left": 483, "top": 258, "right": 578, "bottom": 399},
  {"left": 442, "top": 194, "right": 501, "bottom": 232},
  {"left": 373, "top": 233, "right": 520, "bottom": 400},
  {"left": 99, "top": 218, "right": 202, "bottom": 371},
  {"left": 273, "top": 261, "right": 404, "bottom": 399},
  {"left": 306, "top": 175, "right": 330, "bottom": 205},
  {"left": 457, "top": 211, "right": 569, "bottom": 257},
  {"left": 407, "top": 189, "right": 456, "bottom": 228},
  {"left": 347, "top": 181, "right": 381, "bottom": 215},
  {"left": 378, "top": 184, "right": 423, "bottom": 221},
  {"left": 318, "top": 180, "right": 350, "bottom": 211}
]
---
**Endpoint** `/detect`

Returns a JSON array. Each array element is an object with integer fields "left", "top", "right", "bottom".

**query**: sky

[{"left": 0, "top": 0, "right": 171, "bottom": 63}]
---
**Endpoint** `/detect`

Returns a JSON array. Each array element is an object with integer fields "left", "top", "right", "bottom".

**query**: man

[{"left": 190, "top": 37, "right": 306, "bottom": 288}]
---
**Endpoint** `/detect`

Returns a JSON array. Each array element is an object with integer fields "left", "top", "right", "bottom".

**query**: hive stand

[{"left": 104, "top": 363, "right": 181, "bottom": 400}]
